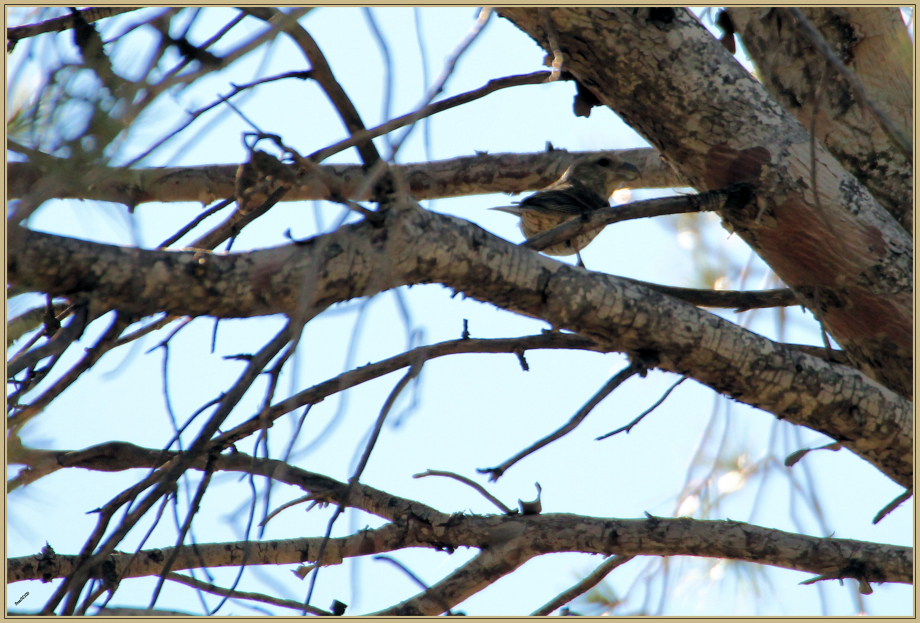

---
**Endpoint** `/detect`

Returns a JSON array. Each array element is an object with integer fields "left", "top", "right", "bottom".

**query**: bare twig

[
  {"left": 616, "top": 276, "right": 798, "bottom": 311},
  {"left": 522, "top": 188, "right": 733, "bottom": 253},
  {"left": 304, "top": 357, "right": 427, "bottom": 608},
  {"left": 42, "top": 324, "right": 293, "bottom": 615},
  {"left": 243, "top": 7, "right": 380, "bottom": 168},
  {"left": 309, "top": 71, "right": 551, "bottom": 164},
  {"left": 165, "top": 572, "right": 331, "bottom": 615},
  {"left": 388, "top": 7, "right": 493, "bottom": 158},
  {"left": 9, "top": 313, "right": 128, "bottom": 431},
  {"left": 373, "top": 555, "right": 429, "bottom": 590},
  {"left": 532, "top": 555, "right": 636, "bottom": 616},
  {"left": 362, "top": 7, "right": 395, "bottom": 154},
  {"left": 8, "top": 303, "right": 89, "bottom": 377},
  {"left": 6, "top": 302, "right": 71, "bottom": 347},
  {"left": 872, "top": 488, "right": 912, "bottom": 525},
  {"left": 597, "top": 377, "right": 687, "bottom": 440},
  {"left": 479, "top": 361, "right": 641, "bottom": 481},
  {"left": 148, "top": 455, "right": 218, "bottom": 609},
  {"left": 7, "top": 7, "right": 142, "bottom": 49},
  {"left": 112, "top": 315, "right": 181, "bottom": 348},
  {"left": 370, "top": 546, "right": 536, "bottom": 616},
  {"left": 413, "top": 470, "right": 515, "bottom": 514},
  {"left": 784, "top": 441, "right": 843, "bottom": 467},
  {"left": 216, "top": 333, "right": 608, "bottom": 449}
]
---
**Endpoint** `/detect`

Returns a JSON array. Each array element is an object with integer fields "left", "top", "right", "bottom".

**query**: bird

[{"left": 491, "top": 155, "right": 640, "bottom": 266}]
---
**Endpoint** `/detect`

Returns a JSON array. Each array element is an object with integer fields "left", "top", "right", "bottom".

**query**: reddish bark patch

[
  {"left": 755, "top": 197, "right": 843, "bottom": 286},
  {"left": 703, "top": 143, "right": 771, "bottom": 189}
]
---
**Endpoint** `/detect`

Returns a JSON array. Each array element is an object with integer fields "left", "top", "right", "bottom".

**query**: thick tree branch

[
  {"left": 7, "top": 202, "right": 912, "bottom": 486},
  {"left": 10, "top": 506, "right": 911, "bottom": 594},
  {"left": 497, "top": 7, "right": 912, "bottom": 400},
  {"left": 727, "top": 7, "right": 913, "bottom": 231},
  {"left": 6, "top": 149, "right": 685, "bottom": 205},
  {"left": 9, "top": 445, "right": 911, "bottom": 603}
]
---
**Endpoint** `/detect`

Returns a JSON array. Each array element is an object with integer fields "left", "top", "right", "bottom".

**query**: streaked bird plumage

[{"left": 492, "top": 155, "right": 640, "bottom": 259}]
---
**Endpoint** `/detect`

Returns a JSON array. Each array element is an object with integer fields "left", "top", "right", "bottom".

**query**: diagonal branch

[
  {"left": 371, "top": 546, "right": 537, "bottom": 616},
  {"left": 8, "top": 204, "right": 912, "bottom": 487},
  {"left": 242, "top": 7, "right": 380, "bottom": 168},
  {"left": 479, "top": 361, "right": 641, "bottom": 481},
  {"left": 7, "top": 7, "right": 143, "bottom": 49},
  {"left": 532, "top": 554, "right": 636, "bottom": 616}
]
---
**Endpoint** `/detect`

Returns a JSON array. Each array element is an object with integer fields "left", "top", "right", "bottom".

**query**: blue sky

[{"left": 7, "top": 7, "right": 912, "bottom": 615}]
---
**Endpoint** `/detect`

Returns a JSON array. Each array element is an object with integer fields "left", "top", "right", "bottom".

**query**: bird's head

[{"left": 561, "top": 154, "right": 641, "bottom": 198}]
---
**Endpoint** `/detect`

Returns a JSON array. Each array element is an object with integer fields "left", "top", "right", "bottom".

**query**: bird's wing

[{"left": 517, "top": 184, "right": 609, "bottom": 215}]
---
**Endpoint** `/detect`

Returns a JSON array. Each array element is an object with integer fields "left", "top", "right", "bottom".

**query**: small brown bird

[{"left": 491, "top": 155, "right": 640, "bottom": 266}]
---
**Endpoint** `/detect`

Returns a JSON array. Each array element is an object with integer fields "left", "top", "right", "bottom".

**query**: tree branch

[
  {"left": 7, "top": 7, "right": 143, "bottom": 50},
  {"left": 7, "top": 149, "right": 686, "bottom": 205},
  {"left": 8, "top": 203, "right": 911, "bottom": 486},
  {"left": 497, "top": 7, "right": 912, "bottom": 399}
]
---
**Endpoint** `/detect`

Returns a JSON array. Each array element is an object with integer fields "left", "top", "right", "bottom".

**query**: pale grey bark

[
  {"left": 8, "top": 199, "right": 912, "bottom": 487},
  {"left": 727, "top": 7, "right": 912, "bottom": 231},
  {"left": 496, "top": 7, "right": 912, "bottom": 399},
  {"left": 7, "top": 148, "right": 685, "bottom": 206}
]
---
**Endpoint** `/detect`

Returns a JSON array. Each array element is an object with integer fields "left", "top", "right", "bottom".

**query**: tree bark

[
  {"left": 727, "top": 7, "right": 912, "bottom": 231},
  {"left": 496, "top": 7, "right": 912, "bottom": 400},
  {"left": 7, "top": 149, "right": 685, "bottom": 205},
  {"left": 8, "top": 203, "right": 912, "bottom": 487}
]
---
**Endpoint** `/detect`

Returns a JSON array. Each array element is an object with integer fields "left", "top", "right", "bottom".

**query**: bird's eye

[{"left": 596, "top": 157, "right": 612, "bottom": 167}]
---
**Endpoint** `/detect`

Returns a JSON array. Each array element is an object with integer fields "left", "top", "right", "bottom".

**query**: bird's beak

[
  {"left": 490, "top": 205, "right": 523, "bottom": 216},
  {"left": 617, "top": 162, "right": 641, "bottom": 181}
]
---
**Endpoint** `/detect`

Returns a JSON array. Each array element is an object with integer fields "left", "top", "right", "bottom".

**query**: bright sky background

[{"left": 7, "top": 7, "right": 913, "bottom": 616}]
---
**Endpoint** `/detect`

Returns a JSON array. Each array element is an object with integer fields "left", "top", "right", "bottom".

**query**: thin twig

[
  {"left": 532, "top": 554, "right": 636, "bottom": 616},
  {"left": 148, "top": 454, "right": 218, "bottom": 609},
  {"left": 9, "top": 314, "right": 127, "bottom": 431},
  {"left": 390, "top": 7, "right": 493, "bottom": 157},
  {"left": 166, "top": 572, "right": 331, "bottom": 615},
  {"left": 616, "top": 276, "right": 798, "bottom": 311},
  {"left": 522, "top": 189, "right": 730, "bottom": 253},
  {"left": 215, "top": 333, "right": 607, "bottom": 449},
  {"left": 43, "top": 324, "right": 293, "bottom": 615},
  {"left": 784, "top": 441, "right": 842, "bottom": 467},
  {"left": 362, "top": 7, "right": 395, "bottom": 155},
  {"left": 597, "top": 377, "right": 687, "bottom": 440},
  {"left": 112, "top": 314, "right": 180, "bottom": 348},
  {"left": 373, "top": 555, "right": 429, "bottom": 590},
  {"left": 873, "top": 488, "right": 912, "bottom": 525},
  {"left": 158, "top": 199, "right": 235, "bottom": 248},
  {"left": 7, "top": 303, "right": 89, "bottom": 377},
  {"left": 7, "top": 7, "right": 142, "bottom": 48},
  {"left": 244, "top": 7, "right": 380, "bottom": 168},
  {"left": 304, "top": 357, "right": 427, "bottom": 609},
  {"left": 479, "top": 361, "right": 641, "bottom": 481},
  {"left": 413, "top": 470, "right": 515, "bottom": 514},
  {"left": 309, "top": 71, "right": 551, "bottom": 164}
]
